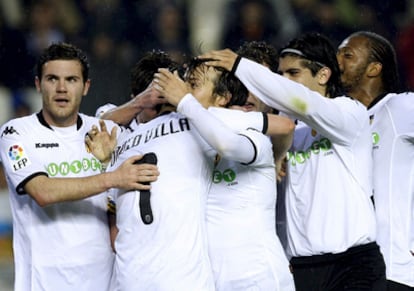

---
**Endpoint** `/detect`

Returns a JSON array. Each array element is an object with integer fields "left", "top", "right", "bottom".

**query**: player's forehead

[
  {"left": 278, "top": 55, "right": 306, "bottom": 71},
  {"left": 338, "top": 35, "right": 370, "bottom": 55},
  {"left": 41, "top": 59, "right": 83, "bottom": 79},
  {"left": 186, "top": 64, "right": 218, "bottom": 84}
]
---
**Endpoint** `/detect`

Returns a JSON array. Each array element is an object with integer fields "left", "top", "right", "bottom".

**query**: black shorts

[{"left": 290, "top": 242, "right": 387, "bottom": 291}]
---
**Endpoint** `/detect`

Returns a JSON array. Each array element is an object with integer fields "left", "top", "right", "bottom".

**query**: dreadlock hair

[{"left": 350, "top": 31, "right": 401, "bottom": 93}]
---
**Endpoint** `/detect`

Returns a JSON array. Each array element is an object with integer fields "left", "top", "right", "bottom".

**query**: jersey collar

[
  {"left": 36, "top": 110, "right": 83, "bottom": 131},
  {"left": 367, "top": 93, "right": 388, "bottom": 110}
]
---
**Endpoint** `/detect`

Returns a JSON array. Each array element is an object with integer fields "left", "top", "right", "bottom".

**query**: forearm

[
  {"left": 101, "top": 102, "right": 140, "bottom": 126},
  {"left": 25, "top": 173, "right": 115, "bottom": 207},
  {"left": 235, "top": 58, "right": 365, "bottom": 142}
]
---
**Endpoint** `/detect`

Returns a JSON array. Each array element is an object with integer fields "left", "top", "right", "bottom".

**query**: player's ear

[
  {"left": 366, "top": 62, "right": 382, "bottom": 77},
  {"left": 35, "top": 76, "right": 41, "bottom": 92},
  {"left": 317, "top": 67, "right": 331, "bottom": 86},
  {"left": 214, "top": 93, "right": 231, "bottom": 107}
]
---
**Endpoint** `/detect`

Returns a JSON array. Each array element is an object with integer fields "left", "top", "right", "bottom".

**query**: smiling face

[{"left": 35, "top": 60, "right": 90, "bottom": 127}]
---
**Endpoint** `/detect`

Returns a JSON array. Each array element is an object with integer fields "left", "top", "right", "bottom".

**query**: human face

[
  {"left": 278, "top": 55, "right": 324, "bottom": 96},
  {"left": 243, "top": 93, "right": 271, "bottom": 112},
  {"left": 35, "top": 60, "right": 90, "bottom": 127},
  {"left": 186, "top": 65, "right": 225, "bottom": 108},
  {"left": 337, "top": 35, "right": 370, "bottom": 94}
]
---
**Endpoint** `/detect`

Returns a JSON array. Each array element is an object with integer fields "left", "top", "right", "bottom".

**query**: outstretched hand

[
  {"left": 85, "top": 119, "right": 118, "bottom": 165},
  {"left": 198, "top": 49, "right": 239, "bottom": 72},
  {"left": 153, "top": 69, "right": 189, "bottom": 106}
]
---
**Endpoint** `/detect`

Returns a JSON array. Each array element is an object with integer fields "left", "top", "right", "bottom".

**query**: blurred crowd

[{"left": 0, "top": 0, "right": 413, "bottom": 122}]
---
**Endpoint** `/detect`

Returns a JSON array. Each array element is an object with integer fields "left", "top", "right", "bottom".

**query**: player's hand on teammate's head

[
  {"left": 153, "top": 68, "right": 189, "bottom": 107},
  {"left": 133, "top": 82, "right": 168, "bottom": 110},
  {"left": 198, "top": 49, "right": 239, "bottom": 72}
]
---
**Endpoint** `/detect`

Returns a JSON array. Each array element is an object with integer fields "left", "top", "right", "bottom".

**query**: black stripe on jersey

[
  {"left": 239, "top": 133, "right": 257, "bottom": 166},
  {"left": 261, "top": 112, "right": 268, "bottom": 134},
  {"left": 16, "top": 172, "right": 48, "bottom": 195}
]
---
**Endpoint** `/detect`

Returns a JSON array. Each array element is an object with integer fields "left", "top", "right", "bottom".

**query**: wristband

[{"left": 230, "top": 55, "right": 242, "bottom": 75}]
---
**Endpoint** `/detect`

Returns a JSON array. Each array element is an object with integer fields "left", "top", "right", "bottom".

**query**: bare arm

[
  {"left": 100, "top": 84, "right": 166, "bottom": 126},
  {"left": 24, "top": 155, "right": 159, "bottom": 207},
  {"left": 267, "top": 113, "right": 295, "bottom": 162}
]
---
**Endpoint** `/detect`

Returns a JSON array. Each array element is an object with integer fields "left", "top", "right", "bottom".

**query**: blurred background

[{"left": 0, "top": 0, "right": 413, "bottom": 289}]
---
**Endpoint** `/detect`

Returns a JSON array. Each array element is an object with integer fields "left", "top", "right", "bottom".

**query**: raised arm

[
  {"left": 99, "top": 84, "right": 166, "bottom": 125},
  {"left": 199, "top": 50, "right": 368, "bottom": 144},
  {"left": 154, "top": 69, "right": 259, "bottom": 164}
]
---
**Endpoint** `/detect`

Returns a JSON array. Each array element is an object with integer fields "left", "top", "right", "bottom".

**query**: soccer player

[
  {"left": 337, "top": 31, "right": 414, "bottom": 290},
  {"left": 0, "top": 43, "right": 159, "bottom": 291},
  {"left": 95, "top": 50, "right": 179, "bottom": 129},
  {"left": 199, "top": 32, "right": 387, "bottom": 290},
  {"left": 154, "top": 57, "right": 295, "bottom": 290}
]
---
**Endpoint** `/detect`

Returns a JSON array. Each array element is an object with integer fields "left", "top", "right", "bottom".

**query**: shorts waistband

[{"left": 290, "top": 242, "right": 379, "bottom": 266}]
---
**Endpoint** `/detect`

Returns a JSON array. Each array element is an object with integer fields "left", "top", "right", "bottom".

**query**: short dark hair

[
  {"left": 279, "top": 32, "right": 343, "bottom": 98},
  {"left": 36, "top": 42, "right": 89, "bottom": 82},
  {"left": 237, "top": 41, "right": 279, "bottom": 72},
  {"left": 350, "top": 31, "right": 401, "bottom": 93},
  {"left": 130, "top": 50, "right": 179, "bottom": 95},
  {"left": 185, "top": 58, "right": 248, "bottom": 107}
]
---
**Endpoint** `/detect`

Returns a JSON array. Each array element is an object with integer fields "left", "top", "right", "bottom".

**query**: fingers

[
  {"left": 110, "top": 126, "right": 118, "bottom": 140},
  {"left": 99, "top": 119, "right": 107, "bottom": 133}
]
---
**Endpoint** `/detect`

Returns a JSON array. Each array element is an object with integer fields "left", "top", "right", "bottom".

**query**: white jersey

[
  {"left": 173, "top": 98, "right": 294, "bottom": 290},
  {"left": 206, "top": 114, "right": 294, "bottom": 290},
  {"left": 368, "top": 92, "right": 414, "bottom": 287},
  {"left": 235, "top": 58, "right": 377, "bottom": 257},
  {"left": 108, "top": 111, "right": 216, "bottom": 291},
  {"left": 0, "top": 112, "right": 116, "bottom": 291}
]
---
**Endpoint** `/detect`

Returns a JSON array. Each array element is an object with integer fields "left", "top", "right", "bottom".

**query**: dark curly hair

[
  {"left": 237, "top": 41, "right": 279, "bottom": 72},
  {"left": 130, "top": 50, "right": 179, "bottom": 96},
  {"left": 36, "top": 42, "right": 89, "bottom": 83}
]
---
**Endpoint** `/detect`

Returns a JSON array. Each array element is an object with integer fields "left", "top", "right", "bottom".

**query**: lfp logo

[
  {"left": 8, "top": 144, "right": 31, "bottom": 171},
  {"left": 9, "top": 144, "right": 24, "bottom": 160}
]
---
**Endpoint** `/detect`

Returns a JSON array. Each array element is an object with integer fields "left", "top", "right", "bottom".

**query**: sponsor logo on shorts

[{"left": 7, "top": 144, "right": 31, "bottom": 171}]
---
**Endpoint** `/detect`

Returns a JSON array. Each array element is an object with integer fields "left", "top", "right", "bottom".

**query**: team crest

[{"left": 7, "top": 144, "right": 31, "bottom": 172}]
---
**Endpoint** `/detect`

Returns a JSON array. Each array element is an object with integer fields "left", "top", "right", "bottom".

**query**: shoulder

[
  {"left": 95, "top": 103, "right": 117, "bottom": 118},
  {"left": 0, "top": 114, "right": 36, "bottom": 135}
]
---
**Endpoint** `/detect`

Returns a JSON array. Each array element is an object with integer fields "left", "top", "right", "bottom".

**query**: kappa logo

[{"left": 1, "top": 126, "right": 19, "bottom": 137}]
